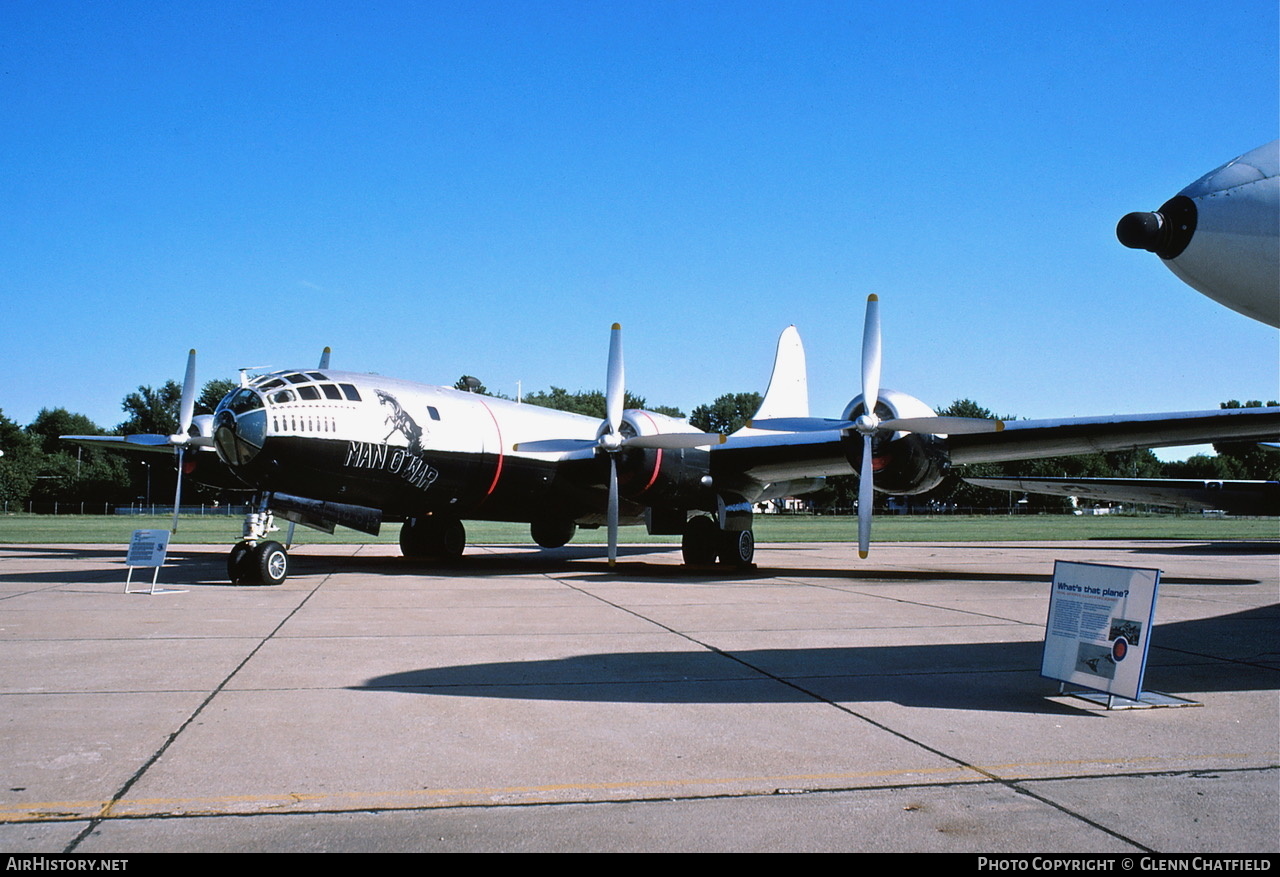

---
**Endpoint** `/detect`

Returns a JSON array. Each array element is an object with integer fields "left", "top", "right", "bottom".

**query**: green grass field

[{"left": 0, "top": 512, "right": 1275, "bottom": 545}]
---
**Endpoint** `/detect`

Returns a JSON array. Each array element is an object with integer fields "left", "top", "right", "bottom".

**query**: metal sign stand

[
  {"left": 124, "top": 529, "right": 186, "bottom": 595},
  {"left": 1057, "top": 682, "right": 1200, "bottom": 711}
]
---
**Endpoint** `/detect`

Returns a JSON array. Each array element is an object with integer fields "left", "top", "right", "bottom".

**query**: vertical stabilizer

[{"left": 734, "top": 325, "right": 809, "bottom": 435}]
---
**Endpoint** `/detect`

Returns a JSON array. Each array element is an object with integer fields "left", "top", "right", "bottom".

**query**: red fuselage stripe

[
  {"left": 477, "top": 399, "right": 505, "bottom": 499},
  {"left": 635, "top": 411, "right": 663, "bottom": 494}
]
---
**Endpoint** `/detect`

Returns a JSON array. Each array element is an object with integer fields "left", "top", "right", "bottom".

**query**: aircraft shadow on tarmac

[
  {"left": 353, "top": 604, "right": 1279, "bottom": 713},
  {"left": 1121, "top": 540, "right": 1280, "bottom": 556},
  {"left": 0, "top": 543, "right": 1269, "bottom": 587},
  {"left": 271, "top": 545, "right": 1268, "bottom": 586},
  {"left": 278, "top": 542, "right": 1266, "bottom": 586}
]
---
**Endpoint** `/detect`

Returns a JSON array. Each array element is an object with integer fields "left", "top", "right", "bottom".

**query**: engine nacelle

[
  {"left": 615, "top": 409, "right": 715, "bottom": 507},
  {"left": 839, "top": 389, "right": 950, "bottom": 495}
]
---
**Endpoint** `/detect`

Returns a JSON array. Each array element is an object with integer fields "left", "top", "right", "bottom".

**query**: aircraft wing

[
  {"left": 711, "top": 405, "right": 1280, "bottom": 505},
  {"left": 61, "top": 434, "right": 246, "bottom": 491},
  {"left": 61, "top": 434, "right": 183, "bottom": 455},
  {"left": 945, "top": 407, "right": 1280, "bottom": 464},
  {"left": 963, "top": 475, "right": 1279, "bottom": 515}
]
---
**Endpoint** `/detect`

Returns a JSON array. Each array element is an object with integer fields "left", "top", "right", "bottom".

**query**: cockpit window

[
  {"left": 298, "top": 385, "right": 321, "bottom": 401},
  {"left": 340, "top": 384, "right": 361, "bottom": 401},
  {"left": 284, "top": 373, "right": 309, "bottom": 384},
  {"left": 321, "top": 384, "right": 343, "bottom": 400},
  {"left": 270, "top": 389, "right": 296, "bottom": 405},
  {"left": 259, "top": 379, "right": 285, "bottom": 391},
  {"left": 226, "top": 388, "right": 264, "bottom": 414},
  {"left": 307, "top": 372, "right": 327, "bottom": 381}
]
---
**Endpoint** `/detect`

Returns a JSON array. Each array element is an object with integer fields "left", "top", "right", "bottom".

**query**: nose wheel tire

[
  {"left": 227, "top": 542, "right": 254, "bottom": 584},
  {"left": 227, "top": 540, "right": 288, "bottom": 586},
  {"left": 254, "top": 540, "right": 289, "bottom": 586}
]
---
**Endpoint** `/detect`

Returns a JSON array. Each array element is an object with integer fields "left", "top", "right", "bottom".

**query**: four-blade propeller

[
  {"left": 513, "top": 324, "right": 724, "bottom": 566},
  {"left": 124, "top": 350, "right": 206, "bottom": 532},
  {"left": 752, "top": 295, "right": 1004, "bottom": 558}
]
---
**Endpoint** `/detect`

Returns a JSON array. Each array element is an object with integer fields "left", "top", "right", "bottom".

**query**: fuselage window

[
  {"left": 298, "top": 385, "right": 321, "bottom": 401},
  {"left": 427, "top": 406, "right": 441, "bottom": 420},
  {"left": 340, "top": 384, "right": 361, "bottom": 402},
  {"left": 321, "top": 384, "right": 343, "bottom": 400}
]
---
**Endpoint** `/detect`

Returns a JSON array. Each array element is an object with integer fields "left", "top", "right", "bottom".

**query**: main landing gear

[
  {"left": 530, "top": 518, "right": 576, "bottom": 549},
  {"left": 400, "top": 515, "right": 466, "bottom": 560},
  {"left": 227, "top": 507, "right": 290, "bottom": 585},
  {"left": 681, "top": 514, "right": 755, "bottom": 568}
]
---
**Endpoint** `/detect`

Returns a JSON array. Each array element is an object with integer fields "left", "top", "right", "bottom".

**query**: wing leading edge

[{"left": 946, "top": 407, "right": 1280, "bottom": 465}]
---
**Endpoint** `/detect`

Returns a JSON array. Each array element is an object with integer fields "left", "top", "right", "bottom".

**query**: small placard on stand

[{"left": 124, "top": 529, "right": 185, "bottom": 595}]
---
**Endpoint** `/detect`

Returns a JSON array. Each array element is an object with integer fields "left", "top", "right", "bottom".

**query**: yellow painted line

[
  {"left": 0, "top": 753, "right": 1266, "bottom": 822},
  {"left": 0, "top": 766, "right": 978, "bottom": 822}
]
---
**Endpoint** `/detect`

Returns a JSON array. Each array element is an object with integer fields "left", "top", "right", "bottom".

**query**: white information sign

[
  {"left": 1042, "top": 560, "right": 1160, "bottom": 701},
  {"left": 124, "top": 529, "right": 179, "bottom": 595},
  {"left": 126, "top": 529, "right": 170, "bottom": 567}
]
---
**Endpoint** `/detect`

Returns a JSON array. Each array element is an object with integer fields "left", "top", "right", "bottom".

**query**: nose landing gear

[
  {"left": 227, "top": 502, "right": 290, "bottom": 586},
  {"left": 228, "top": 539, "right": 289, "bottom": 586}
]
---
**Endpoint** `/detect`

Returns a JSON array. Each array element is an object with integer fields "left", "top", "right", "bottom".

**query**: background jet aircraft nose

[{"left": 1116, "top": 140, "right": 1279, "bottom": 327}]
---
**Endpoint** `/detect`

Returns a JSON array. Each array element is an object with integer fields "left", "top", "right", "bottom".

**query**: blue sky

[{"left": 2, "top": 2, "right": 1277, "bottom": 460}]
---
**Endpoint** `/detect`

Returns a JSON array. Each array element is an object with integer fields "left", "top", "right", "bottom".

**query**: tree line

[{"left": 2, "top": 373, "right": 1274, "bottom": 513}]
